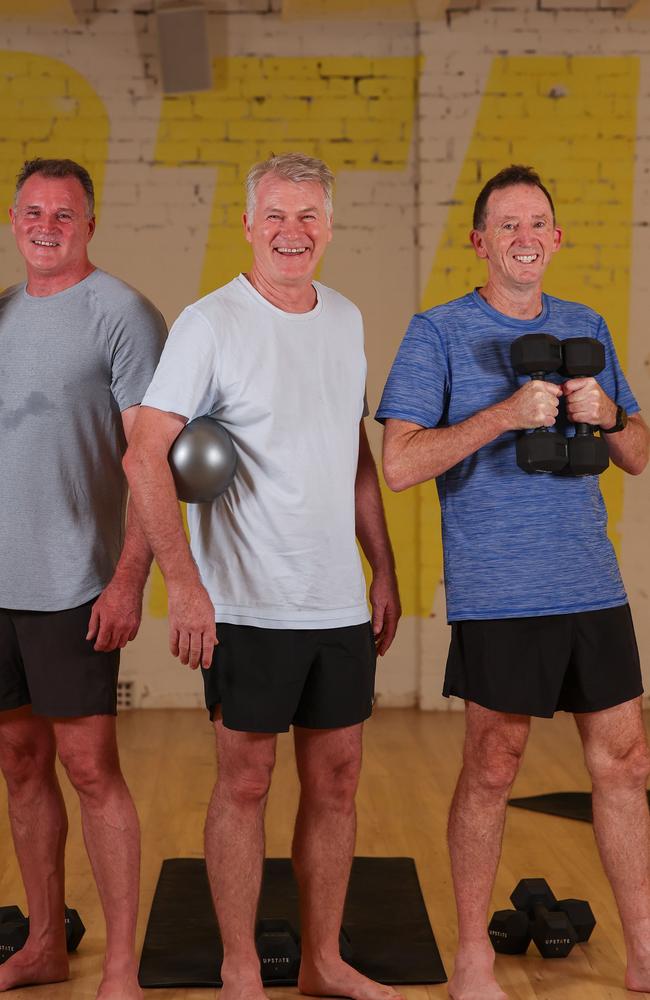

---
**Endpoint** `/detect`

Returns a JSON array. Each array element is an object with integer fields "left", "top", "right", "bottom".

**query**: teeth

[
  {"left": 33, "top": 240, "right": 58, "bottom": 247},
  {"left": 514, "top": 254, "right": 537, "bottom": 263},
  {"left": 275, "top": 247, "right": 307, "bottom": 254}
]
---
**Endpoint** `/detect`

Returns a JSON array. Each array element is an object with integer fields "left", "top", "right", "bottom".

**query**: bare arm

[
  {"left": 563, "top": 378, "right": 650, "bottom": 476},
  {"left": 355, "top": 421, "right": 400, "bottom": 655},
  {"left": 383, "top": 379, "right": 562, "bottom": 492},
  {"left": 87, "top": 404, "right": 154, "bottom": 652},
  {"left": 123, "top": 405, "right": 217, "bottom": 670}
]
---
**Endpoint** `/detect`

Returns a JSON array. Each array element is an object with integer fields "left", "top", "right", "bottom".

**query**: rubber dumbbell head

[
  {"left": 64, "top": 907, "right": 85, "bottom": 952},
  {"left": 0, "top": 908, "right": 28, "bottom": 965},
  {"left": 555, "top": 898, "right": 596, "bottom": 943},
  {"left": 488, "top": 908, "right": 531, "bottom": 954},
  {"left": 255, "top": 918, "right": 300, "bottom": 981}
]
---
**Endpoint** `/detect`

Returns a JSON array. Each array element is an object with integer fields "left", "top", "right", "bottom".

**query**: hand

[
  {"left": 369, "top": 568, "right": 401, "bottom": 656},
  {"left": 87, "top": 575, "right": 144, "bottom": 652},
  {"left": 501, "top": 380, "right": 562, "bottom": 431},
  {"left": 167, "top": 578, "right": 217, "bottom": 670},
  {"left": 563, "top": 378, "right": 617, "bottom": 428}
]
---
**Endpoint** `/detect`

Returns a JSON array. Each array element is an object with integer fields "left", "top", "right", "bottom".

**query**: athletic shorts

[
  {"left": 201, "top": 622, "right": 377, "bottom": 733},
  {"left": 443, "top": 604, "right": 642, "bottom": 718},
  {"left": 0, "top": 600, "right": 120, "bottom": 718}
]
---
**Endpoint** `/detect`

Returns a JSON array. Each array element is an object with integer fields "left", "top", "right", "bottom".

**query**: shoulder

[
  {"left": 544, "top": 293, "right": 602, "bottom": 328},
  {"left": 313, "top": 282, "right": 363, "bottom": 322},
  {"left": 0, "top": 282, "right": 25, "bottom": 308},
  {"left": 411, "top": 292, "right": 478, "bottom": 333},
  {"left": 88, "top": 269, "right": 166, "bottom": 326}
]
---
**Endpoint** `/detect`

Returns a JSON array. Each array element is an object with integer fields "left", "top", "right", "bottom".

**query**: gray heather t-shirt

[{"left": 0, "top": 268, "right": 166, "bottom": 611}]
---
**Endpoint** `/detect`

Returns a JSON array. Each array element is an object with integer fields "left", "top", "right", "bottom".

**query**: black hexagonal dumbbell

[
  {"left": 559, "top": 337, "right": 609, "bottom": 476},
  {"left": 0, "top": 904, "right": 85, "bottom": 964},
  {"left": 510, "top": 879, "right": 577, "bottom": 958},
  {"left": 255, "top": 918, "right": 301, "bottom": 981},
  {"left": 511, "top": 333, "right": 568, "bottom": 474},
  {"left": 554, "top": 897, "right": 596, "bottom": 943}
]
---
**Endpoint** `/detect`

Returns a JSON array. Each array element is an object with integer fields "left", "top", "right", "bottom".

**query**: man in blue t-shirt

[{"left": 377, "top": 165, "right": 650, "bottom": 999}]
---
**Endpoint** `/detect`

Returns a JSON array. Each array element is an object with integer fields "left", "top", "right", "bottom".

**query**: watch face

[{"left": 603, "top": 405, "right": 627, "bottom": 433}]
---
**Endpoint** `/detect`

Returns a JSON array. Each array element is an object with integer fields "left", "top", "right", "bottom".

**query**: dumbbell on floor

[
  {"left": 0, "top": 904, "right": 85, "bottom": 964},
  {"left": 510, "top": 334, "right": 568, "bottom": 474},
  {"left": 560, "top": 337, "right": 609, "bottom": 476},
  {"left": 254, "top": 919, "right": 353, "bottom": 982},
  {"left": 489, "top": 878, "right": 596, "bottom": 959}
]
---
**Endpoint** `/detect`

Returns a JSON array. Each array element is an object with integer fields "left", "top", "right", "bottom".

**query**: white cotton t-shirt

[{"left": 142, "top": 274, "right": 370, "bottom": 628}]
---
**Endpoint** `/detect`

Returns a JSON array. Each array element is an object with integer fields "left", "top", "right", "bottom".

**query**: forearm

[
  {"left": 123, "top": 447, "right": 200, "bottom": 587},
  {"left": 355, "top": 440, "right": 395, "bottom": 574},
  {"left": 112, "top": 499, "right": 153, "bottom": 589},
  {"left": 605, "top": 414, "right": 650, "bottom": 476},
  {"left": 383, "top": 403, "right": 511, "bottom": 491}
]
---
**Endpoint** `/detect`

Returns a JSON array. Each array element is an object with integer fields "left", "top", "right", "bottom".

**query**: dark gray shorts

[
  {"left": 443, "top": 603, "right": 642, "bottom": 718},
  {"left": 202, "top": 621, "right": 376, "bottom": 733},
  {"left": 0, "top": 600, "right": 120, "bottom": 718}
]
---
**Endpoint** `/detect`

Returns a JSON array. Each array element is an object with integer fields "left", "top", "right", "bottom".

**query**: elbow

[{"left": 382, "top": 456, "right": 411, "bottom": 493}]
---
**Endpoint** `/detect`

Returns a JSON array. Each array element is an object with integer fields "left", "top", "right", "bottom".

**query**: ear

[
  {"left": 552, "top": 224, "right": 563, "bottom": 253},
  {"left": 470, "top": 228, "right": 488, "bottom": 259},
  {"left": 326, "top": 212, "right": 333, "bottom": 243},
  {"left": 8, "top": 207, "right": 15, "bottom": 233},
  {"left": 242, "top": 211, "right": 252, "bottom": 244},
  {"left": 87, "top": 216, "right": 96, "bottom": 242}
]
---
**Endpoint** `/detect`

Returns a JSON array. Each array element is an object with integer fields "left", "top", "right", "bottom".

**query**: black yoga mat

[
  {"left": 509, "top": 791, "right": 596, "bottom": 822},
  {"left": 138, "top": 856, "right": 447, "bottom": 988}
]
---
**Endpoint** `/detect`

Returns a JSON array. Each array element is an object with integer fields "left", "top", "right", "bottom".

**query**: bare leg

[
  {"left": 0, "top": 707, "right": 69, "bottom": 991},
  {"left": 575, "top": 697, "right": 650, "bottom": 992},
  {"left": 293, "top": 723, "right": 404, "bottom": 1000},
  {"left": 54, "top": 715, "right": 142, "bottom": 1000},
  {"left": 447, "top": 703, "right": 530, "bottom": 1000},
  {"left": 204, "top": 717, "right": 277, "bottom": 1000}
]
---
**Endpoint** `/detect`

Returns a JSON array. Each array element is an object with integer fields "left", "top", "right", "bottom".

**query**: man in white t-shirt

[{"left": 124, "top": 153, "right": 402, "bottom": 1000}]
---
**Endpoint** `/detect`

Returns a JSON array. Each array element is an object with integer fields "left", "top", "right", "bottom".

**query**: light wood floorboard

[{"left": 0, "top": 706, "right": 648, "bottom": 999}]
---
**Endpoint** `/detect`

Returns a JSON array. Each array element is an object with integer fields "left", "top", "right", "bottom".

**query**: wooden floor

[{"left": 1, "top": 706, "right": 648, "bottom": 999}]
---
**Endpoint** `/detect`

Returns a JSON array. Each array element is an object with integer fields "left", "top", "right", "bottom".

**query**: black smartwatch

[{"left": 601, "top": 405, "right": 628, "bottom": 434}]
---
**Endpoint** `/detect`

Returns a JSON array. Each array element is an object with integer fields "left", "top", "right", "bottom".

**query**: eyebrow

[
  {"left": 265, "top": 205, "right": 320, "bottom": 214},
  {"left": 23, "top": 204, "right": 77, "bottom": 212}
]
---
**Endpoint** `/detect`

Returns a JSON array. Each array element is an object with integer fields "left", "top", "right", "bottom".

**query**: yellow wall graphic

[
  {"left": 0, "top": 51, "right": 108, "bottom": 214},
  {"left": 418, "top": 55, "right": 639, "bottom": 616},
  {"left": 282, "top": 0, "right": 445, "bottom": 19},
  {"left": 0, "top": 1, "right": 76, "bottom": 21}
]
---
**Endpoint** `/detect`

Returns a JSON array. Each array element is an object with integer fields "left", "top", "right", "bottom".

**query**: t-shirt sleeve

[
  {"left": 141, "top": 305, "right": 221, "bottom": 421},
  {"left": 596, "top": 316, "right": 640, "bottom": 416},
  {"left": 375, "top": 312, "right": 449, "bottom": 427},
  {"left": 109, "top": 295, "right": 167, "bottom": 411}
]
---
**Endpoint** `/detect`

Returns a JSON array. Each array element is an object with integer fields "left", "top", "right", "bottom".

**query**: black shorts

[
  {"left": 202, "top": 622, "right": 377, "bottom": 733},
  {"left": 0, "top": 600, "right": 120, "bottom": 718},
  {"left": 443, "top": 604, "right": 642, "bottom": 718}
]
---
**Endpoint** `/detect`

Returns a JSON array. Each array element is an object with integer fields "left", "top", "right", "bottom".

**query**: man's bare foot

[
  {"left": 0, "top": 944, "right": 69, "bottom": 992},
  {"left": 220, "top": 962, "right": 269, "bottom": 1000},
  {"left": 625, "top": 959, "right": 650, "bottom": 992},
  {"left": 448, "top": 944, "right": 507, "bottom": 1000},
  {"left": 96, "top": 967, "right": 143, "bottom": 1000},
  {"left": 298, "top": 956, "right": 405, "bottom": 1000}
]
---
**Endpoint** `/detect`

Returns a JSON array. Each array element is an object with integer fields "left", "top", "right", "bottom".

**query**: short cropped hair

[
  {"left": 15, "top": 158, "right": 95, "bottom": 217},
  {"left": 472, "top": 164, "right": 555, "bottom": 230},
  {"left": 245, "top": 152, "right": 334, "bottom": 221}
]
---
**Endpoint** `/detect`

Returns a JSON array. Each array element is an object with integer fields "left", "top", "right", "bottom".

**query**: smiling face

[
  {"left": 243, "top": 173, "right": 332, "bottom": 293},
  {"left": 470, "top": 183, "right": 562, "bottom": 295},
  {"left": 9, "top": 173, "right": 95, "bottom": 293}
]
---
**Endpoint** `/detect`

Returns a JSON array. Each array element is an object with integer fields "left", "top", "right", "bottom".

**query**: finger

[
  {"left": 378, "top": 614, "right": 399, "bottom": 656},
  {"left": 94, "top": 625, "right": 115, "bottom": 652},
  {"left": 178, "top": 631, "right": 190, "bottom": 665},
  {"left": 202, "top": 629, "right": 216, "bottom": 670},
  {"left": 189, "top": 632, "right": 203, "bottom": 671},
  {"left": 86, "top": 603, "right": 100, "bottom": 641},
  {"left": 372, "top": 603, "right": 385, "bottom": 638},
  {"left": 170, "top": 627, "right": 180, "bottom": 658}
]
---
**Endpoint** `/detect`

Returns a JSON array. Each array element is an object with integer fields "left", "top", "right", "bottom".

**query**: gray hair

[
  {"left": 245, "top": 152, "right": 334, "bottom": 221},
  {"left": 15, "top": 158, "right": 95, "bottom": 217}
]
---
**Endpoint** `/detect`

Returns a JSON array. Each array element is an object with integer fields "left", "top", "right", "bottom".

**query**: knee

[
  {"left": 301, "top": 756, "right": 360, "bottom": 811},
  {"left": 57, "top": 747, "right": 115, "bottom": 800},
  {"left": 0, "top": 740, "right": 54, "bottom": 795},
  {"left": 465, "top": 736, "right": 526, "bottom": 795},
  {"left": 220, "top": 759, "right": 274, "bottom": 807},
  {"left": 586, "top": 736, "right": 650, "bottom": 789}
]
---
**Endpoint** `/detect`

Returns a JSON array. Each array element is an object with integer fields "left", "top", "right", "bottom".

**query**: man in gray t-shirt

[{"left": 0, "top": 158, "right": 165, "bottom": 1000}]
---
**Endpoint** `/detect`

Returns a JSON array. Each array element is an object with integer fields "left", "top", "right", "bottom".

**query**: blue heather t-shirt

[{"left": 376, "top": 290, "right": 640, "bottom": 621}]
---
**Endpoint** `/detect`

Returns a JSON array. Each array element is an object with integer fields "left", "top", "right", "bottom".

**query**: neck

[
  {"left": 479, "top": 280, "right": 543, "bottom": 320},
  {"left": 245, "top": 267, "right": 316, "bottom": 313},
  {"left": 25, "top": 261, "right": 95, "bottom": 298}
]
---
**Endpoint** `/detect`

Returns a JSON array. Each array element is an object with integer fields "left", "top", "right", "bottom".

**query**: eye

[
  {"left": 502, "top": 222, "right": 515, "bottom": 231},
  {"left": 26, "top": 209, "right": 40, "bottom": 217},
  {"left": 267, "top": 213, "right": 282, "bottom": 220},
  {"left": 302, "top": 214, "right": 316, "bottom": 221},
  {"left": 57, "top": 213, "right": 72, "bottom": 221},
  {"left": 534, "top": 220, "right": 546, "bottom": 228}
]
